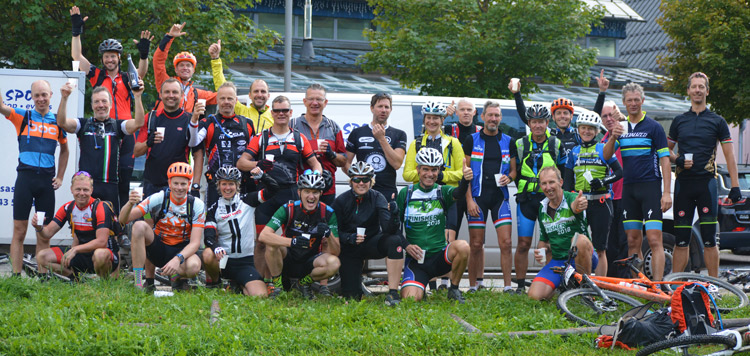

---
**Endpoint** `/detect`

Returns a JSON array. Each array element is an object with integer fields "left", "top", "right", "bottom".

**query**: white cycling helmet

[
  {"left": 415, "top": 147, "right": 444, "bottom": 167},
  {"left": 421, "top": 101, "right": 448, "bottom": 117},
  {"left": 298, "top": 173, "right": 326, "bottom": 190},
  {"left": 576, "top": 111, "right": 602, "bottom": 130},
  {"left": 347, "top": 161, "right": 375, "bottom": 177}
]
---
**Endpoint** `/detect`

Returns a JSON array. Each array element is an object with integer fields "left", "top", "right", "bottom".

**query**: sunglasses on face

[
  {"left": 272, "top": 108, "right": 291, "bottom": 113},
  {"left": 352, "top": 177, "right": 371, "bottom": 184}
]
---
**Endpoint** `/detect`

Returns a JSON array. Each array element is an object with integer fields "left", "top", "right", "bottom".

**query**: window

[
  {"left": 337, "top": 18, "right": 370, "bottom": 41},
  {"left": 589, "top": 37, "right": 616, "bottom": 58},
  {"left": 254, "top": 13, "right": 371, "bottom": 42},
  {"left": 313, "top": 16, "right": 335, "bottom": 39},
  {"left": 256, "top": 13, "right": 287, "bottom": 35}
]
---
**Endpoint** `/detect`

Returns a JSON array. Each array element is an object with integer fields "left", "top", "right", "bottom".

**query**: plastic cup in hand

[
  {"left": 197, "top": 99, "right": 206, "bottom": 106},
  {"left": 317, "top": 139, "right": 325, "bottom": 152},
  {"left": 583, "top": 171, "right": 594, "bottom": 184},
  {"left": 418, "top": 249, "right": 426, "bottom": 264},
  {"left": 156, "top": 127, "right": 166, "bottom": 137},
  {"left": 684, "top": 153, "right": 693, "bottom": 161},
  {"left": 266, "top": 154, "right": 275, "bottom": 162},
  {"left": 219, "top": 255, "right": 229, "bottom": 269},
  {"left": 511, "top": 78, "right": 520, "bottom": 91},
  {"left": 357, "top": 227, "right": 366, "bottom": 236},
  {"left": 72, "top": 61, "right": 80, "bottom": 72},
  {"left": 537, "top": 248, "right": 546, "bottom": 264},
  {"left": 495, "top": 173, "right": 505, "bottom": 187},
  {"left": 36, "top": 211, "right": 45, "bottom": 225},
  {"left": 620, "top": 121, "right": 628, "bottom": 133}
]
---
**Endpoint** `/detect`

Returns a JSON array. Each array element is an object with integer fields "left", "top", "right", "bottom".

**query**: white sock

[{"left": 441, "top": 278, "right": 449, "bottom": 286}]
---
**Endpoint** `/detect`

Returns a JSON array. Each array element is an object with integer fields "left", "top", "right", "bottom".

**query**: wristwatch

[
  {"left": 176, "top": 253, "right": 185, "bottom": 264},
  {"left": 191, "top": 183, "right": 200, "bottom": 191}
]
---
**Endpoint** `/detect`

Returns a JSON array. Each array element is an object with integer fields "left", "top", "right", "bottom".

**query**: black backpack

[
  {"left": 64, "top": 198, "right": 123, "bottom": 241},
  {"left": 596, "top": 302, "right": 677, "bottom": 349},
  {"left": 671, "top": 282, "right": 720, "bottom": 335}
]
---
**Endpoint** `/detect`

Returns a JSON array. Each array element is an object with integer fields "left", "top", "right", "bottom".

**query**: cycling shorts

[
  {"left": 282, "top": 251, "right": 322, "bottom": 279},
  {"left": 92, "top": 181, "right": 120, "bottom": 214},
  {"left": 255, "top": 185, "right": 298, "bottom": 230},
  {"left": 146, "top": 235, "right": 188, "bottom": 268},
  {"left": 13, "top": 170, "right": 55, "bottom": 222},
  {"left": 674, "top": 177, "right": 718, "bottom": 247},
  {"left": 401, "top": 244, "right": 453, "bottom": 290},
  {"left": 222, "top": 255, "right": 262, "bottom": 286},
  {"left": 622, "top": 180, "right": 663, "bottom": 231},
  {"left": 340, "top": 233, "right": 403, "bottom": 299},
  {"left": 532, "top": 251, "right": 599, "bottom": 289},
  {"left": 516, "top": 193, "right": 544, "bottom": 237},
  {"left": 51, "top": 246, "right": 119, "bottom": 274},
  {"left": 445, "top": 202, "right": 460, "bottom": 232},
  {"left": 467, "top": 196, "right": 511, "bottom": 231},
  {"left": 587, "top": 198, "right": 613, "bottom": 252}
]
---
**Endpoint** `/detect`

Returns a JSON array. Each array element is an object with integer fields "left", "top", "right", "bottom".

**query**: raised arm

[
  {"left": 0, "top": 90, "right": 11, "bottom": 117},
  {"left": 593, "top": 69, "right": 609, "bottom": 115},
  {"left": 509, "top": 79, "right": 528, "bottom": 126},
  {"left": 134, "top": 30, "right": 154, "bottom": 80},
  {"left": 56, "top": 83, "right": 78, "bottom": 133},
  {"left": 124, "top": 80, "right": 145, "bottom": 134},
  {"left": 154, "top": 23, "right": 186, "bottom": 91},
  {"left": 69, "top": 6, "right": 91, "bottom": 74}
]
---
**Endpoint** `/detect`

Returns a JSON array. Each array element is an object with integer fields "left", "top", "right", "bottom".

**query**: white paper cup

[
  {"left": 511, "top": 78, "right": 520, "bottom": 91},
  {"left": 133, "top": 186, "right": 143, "bottom": 197},
  {"left": 219, "top": 255, "right": 229, "bottom": 269},
  {"left": 36, "top": 211, "right": 45, "bottom": 224},
  {"left": 684, "top": 153, "right": 693, "bottom": 161},
  {"left": 266, "top": 154, "right": 275, "bottom": 162},
  {"left": 72, "top": 61, "right": 80, "bottom": 72},
  {"left": 418, "top": 249, "right": 426, "bottom": 264},
  {"left": 537, "top": 248, "right": 546, "bottom": 264},
  {"left": 495, "top": 173, "right": 504, "bottom": 187},
  {"left": 357, "top": 227, "right": 366, "bottom": 236},
  {"left": 620, "top": 121, "right": 628, "bottom": 133},
  {"left": 156, "top": 127, "right": 166, "bottom": 137},
  {"left": 317, "top": 139, "right": 325, "bottom": 151},
  {"left": 583, "top": 171, "right": 594, "bottom": 184},
  {"left": 197, "top": 98, "right": 206, "bottom": 106}
]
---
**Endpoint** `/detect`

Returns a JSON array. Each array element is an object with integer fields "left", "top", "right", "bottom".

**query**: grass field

[{"left": 0, "top": 276, "right": 746, "bottom": 355}]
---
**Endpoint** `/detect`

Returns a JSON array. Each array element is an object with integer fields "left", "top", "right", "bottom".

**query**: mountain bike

[{"left": 636, "top": 324, "right": 750, "bottom": 356}]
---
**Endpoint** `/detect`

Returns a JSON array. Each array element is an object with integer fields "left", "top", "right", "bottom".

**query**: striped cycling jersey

[
  {"left": 75, "top": 117, "right": 129, "bottom": 183},
  {"left": 612, "top": 112, "right": 669, "bottom": 184},
  {"left": 7, "top": 108, "right": 67, "bottom": 175}
]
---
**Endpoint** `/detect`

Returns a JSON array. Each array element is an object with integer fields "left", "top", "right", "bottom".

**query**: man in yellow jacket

[{"left": 208, "top": 40, "right": 274, "bottom": 133}]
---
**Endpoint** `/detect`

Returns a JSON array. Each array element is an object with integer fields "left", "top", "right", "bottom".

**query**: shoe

[
  {"left": 171, "top": 278, "right": 190, "bottom": 292},
  {"left": 515, "top": 286, "right": 526, "bottom": 295},
  {"left": 503, "top": 287, "right": 515, "bottom": 294},
  {"left": 437, "top": 284, "right": 448, "bottom": 291},
  {"left": 269, "top": 285, "right": 283, "bottom": 299},
  {"left": 318, "top": 285, "right": 332, "bottom": 297},
  {"left": 299, "top": 283, "right": 315, "bottom": 300},
  {"left": 447, "top": 288, "right": 466, "bottom": 304},
  {"left": 385, "top": 292, "right": 401, "bottom": 306},
  {"left": 205, "top": 281, "right": 221, "bottom": 289},
  {"left": 467, "top": 288, "right": 478, "bottom": 294},
  {"left": 477, "top": 285, "right": 487, "bottom": 291}
]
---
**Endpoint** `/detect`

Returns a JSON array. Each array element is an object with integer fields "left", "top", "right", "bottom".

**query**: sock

[
  {"left": 515, "top": 278, "right": 525, "bottom": 288},
  {"left": 299, "top": 275, "right": 313, "bottom": 286},
  {"left": 145, "top": 278, "right": 155, "bottom": 286},
  {"left": 134, "top": 268, "right": 145, "bottom": 287},
  {"left": 469, "top": 286, "right": 477, "bottom": 291},
  {"left": 441, "top": 278, "right": 449, "bottom": 286},
  {"left": 450, "top": 283, "right": 459, "bottom": 290},
  {"left": 504, "top": 286, "right": 513, "bottom": 292},
  {"left": 272, "top": 274, "right": 283, "bottom": 288},
  {"left": 477, "top": 278, "right": 484, "bottom": 287},
  {"left": 264, "top": 277, "right": 272, "bottom": 284},
  {"left": 429, "top": 280, "right": 437, "bottom": 290}
]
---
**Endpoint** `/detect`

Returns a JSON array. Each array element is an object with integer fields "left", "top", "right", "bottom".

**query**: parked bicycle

[{"left": 636, "top": 323, "right": 750, "bottom": 356}]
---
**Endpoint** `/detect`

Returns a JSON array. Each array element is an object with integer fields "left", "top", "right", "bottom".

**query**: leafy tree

[
  {"left": 360, "top": 0, "right": 604, "bottom": 98},
  {"left": 658, "top": 0, "right": 750, "bottom": 125},
  {"left": 2, "top": 0, "right": 280, "bottom": 105}
]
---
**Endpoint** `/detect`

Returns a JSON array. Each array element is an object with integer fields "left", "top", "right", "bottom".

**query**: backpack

[
  {"left": 65, "top": 198, "right": 123, "bottom": 239},
  {"left": 151, "top": 189, "right": 196, "bottom": 242},
  {"left": 671, "top": 282, "right": 721, "bottom": 335},
  {"left": 414, "top": 135, "right": 455, "bottom": 169},
  {"left": 259, "top": 128, "right": 304, "bottom": 163},
  {"left": 518, "top": 134, "right": 558, "bottom": 164},
  {"left": 204, "top": 114, "right": 252, "bottom": 173},
  {"left": 403, "top": 184, "right": 446, "bottom": 230},
  {"left": 596, "top": 302, "right": 676, "bottom": 350}
]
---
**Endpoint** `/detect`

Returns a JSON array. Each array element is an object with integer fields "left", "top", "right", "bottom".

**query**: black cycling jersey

[
  {"left": 332, "top": 189, "right": 401, "bottom": 246},
  {"left": 444, "top": 122, "right": 481, "bottom": 148},
  {"left": 141, "top": 108, "right": 192, "bottom": 187},
  {"left": 668, "top": 108, "right": 732, "bottom": 180},
  {"left": 76, "top": 117, "right": 128, "bottom": 183},
  {"left": 462, "top": 131, "right": 504, "bottom": 198},
  {"left": 346, "top": 124, "right": 407, "bottom": 200}
]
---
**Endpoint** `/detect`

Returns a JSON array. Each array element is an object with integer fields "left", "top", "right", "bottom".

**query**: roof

[
  {"left": 581, "top": 0, "right": 645, "bottom": 21},
  {"left": 618, "top": 0, "right": 670, "bottom": 73}
]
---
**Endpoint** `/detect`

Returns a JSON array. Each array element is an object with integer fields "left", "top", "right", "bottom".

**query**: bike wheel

[
  {"left": 663, "top": 272, "right": 749, "bottom": 313},
  {"left": 556, "top": 289, "right": 642, "bottom": 327},
  {"left": 635, "top": 334, "right": 736, "bottom": 356}
]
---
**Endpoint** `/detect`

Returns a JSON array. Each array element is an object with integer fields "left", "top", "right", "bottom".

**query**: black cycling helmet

[
  {"left": 98, "top": 39, "right": 123, "bottom": 54},
  {"left": 526, "top": 103, "right": 551, "bottom": 120},
  {"left": 215, "top": 166, "right": 242, "bottom": 182}
]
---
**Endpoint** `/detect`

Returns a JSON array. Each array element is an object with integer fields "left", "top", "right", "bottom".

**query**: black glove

[
  {"left": 321, "top": 170, "right": 334, "bottom": 192},
  {"left": 290, "top": 235, "right": 311, "bottom": 249},
  {"left": 136, "top": 37, "right": 151, "bottom": 60},
  {"left": 729, "top": 187, "right": 743, "bottom": 204},
  {"left": 589, "top": 178, "right": 604, "bottom": 191},
  {"left": 675, "top": 156, "right": 685, "bottom": 168},
  {"left": 146, "top": 131, "right": 156, "bottom": 147},
  {"left": 312, "top": 222, "right": 331, "bottom": 239},
  {"left": 257, "top": 159, "right": 274, "bottom": 172},
  {"left": 325, "top": 145, "right": 337, "bottom": 161},
  {"left": 260, "top": 174, "right": 280, "bottom": 195},
  {"left": 71, "top": 12, "right": 85, "bottom": 36}
]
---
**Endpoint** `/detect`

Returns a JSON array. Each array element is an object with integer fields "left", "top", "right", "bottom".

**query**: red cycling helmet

[
  {"left": 551, "top": 98, "right": 574, "bottom": 115},
  {"left": 173, "top": 51, "right": 197, "bottom": 68},
  {"left": 167, "top": 162, "right": 193, "bottom": 181}
]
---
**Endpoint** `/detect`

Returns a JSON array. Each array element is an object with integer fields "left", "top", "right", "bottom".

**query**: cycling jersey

[
  {"left": 550, "top": 126, "right": 580, "bottom": 165},
  {"left": 397, "top": 183, "right": 458, "bottom": 257},
  {"left": 75, "top": 117, "right": 129, "bottom": 183},
  {"left": 403, "top": 132, "right": 465, "bottom": 187},
  {"left": 332, "top": 189, "right": 401, "bottom": 246},
  {"left": 668, "top": 108, "right": 732, "bottom": 180},
  {"left": 204, "top": 191, "right": 267, "bottom": 258},
  {"left": 538, "top": 191, "right": 590, "bottom": 261},
  {"left": 564, "top": 143, "right": 620, "bottom": 193},
  {"left": 136, "top": 190, "right": 206, "bottom": 246},
  {"left": 153, "top": 35, "right": 217, "bottom": 113},
  {"left": 266, "top": 201, "right": 338, "bottom": 261},
  {"left": 346, "top": 124, "right": 407, "bottom": 200},
  {"left": 444, "top": 122, "right": 481, "bottom": 147},
  {"left": 513, "top": 133, "right": 566, "bottom": 194},
  {"left": 291, "top": 114, "right": 346, "bottom": 196},
  {"left": 210, "top": 58, "right": 274, "bottom": 133},
  {"left": 86, "top": 65, "right": 133, "bottom": 121},
  {"left": 601, "top": 132, "right": 624, "bottom": 200},
  {"left": 611, "top": 112, "right": 669, "bottom": 184},
  {"left": 6, "top": 108, "right": 67, "bottom": 175},
  {"left": 245, "top": 129, "right": 315, "bottom": 186},
  {"left": 52, "top": 197, "right": 113, "bottom": 246},
  {"left": 464, "top": 130, "right": 512, "bottom": 198},
  {"left": 190, "top": 114, "right": 255, "bottom": 175},
  {"left": 136, "top": 108, "right": 194, "bottom": 187}
]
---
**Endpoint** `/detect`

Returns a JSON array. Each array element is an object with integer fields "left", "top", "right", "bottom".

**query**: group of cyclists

[{"left": 1, "top": 8, "right": 743, "bottom": 306}]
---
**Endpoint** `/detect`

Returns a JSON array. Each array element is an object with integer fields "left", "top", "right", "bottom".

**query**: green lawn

[{"left": 1, "top": 277, "right": 744, "bottom": 355}]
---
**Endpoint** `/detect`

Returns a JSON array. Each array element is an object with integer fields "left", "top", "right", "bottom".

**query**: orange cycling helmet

[
  {"left": 167, "top": 162, "right": 193, "bottom": 181},
  {"left": 173, "top": 51, "right": 197, "bottom": 68},
  {"left": 551, "top": 98, "right": 574, "bottom": 115}
]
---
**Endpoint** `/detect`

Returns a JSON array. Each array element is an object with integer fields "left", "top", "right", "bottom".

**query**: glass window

[
  {"left": 337, "top": 18, "right": 370, "bottom": 41},
  {"left": 589, "top": 37, "right": 616, "bottom": 57},
  {"left": 256, "top": 13, "right": 287, "bottom": 35},
  {"left": 313, "top": 16, "right": 334, "bottom": 39}
]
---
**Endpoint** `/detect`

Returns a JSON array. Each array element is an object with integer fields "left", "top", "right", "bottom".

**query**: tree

[
  {"left": 360, "top": 0, "right": 604, "bottom": 98},
  {"left": 2, "top": 0, "right": 280, "bottom": 105},
  {"left": 658, "top": 0, "right": 750, "bottom": 125}
]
